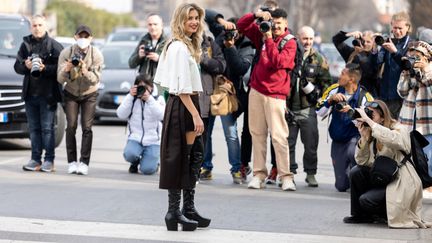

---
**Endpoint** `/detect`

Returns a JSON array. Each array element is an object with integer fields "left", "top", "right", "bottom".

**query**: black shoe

[
  {"left": 343, "top": 215, "right": 374, "bottom": 224},
  {"left": 165, "top": 190, "right": 198, "bottom": 231},
  {"left": 129, "top": 164, "right": 138, "bottom": 174},
  {"left": 182, "top": 189, "right": 211, "bottom": 228}
]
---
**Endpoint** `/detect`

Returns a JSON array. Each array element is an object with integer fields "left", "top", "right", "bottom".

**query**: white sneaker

[
  {"left": 247, "top": 176, "right": 265, "bottom": 189},
  {"left": 68, "top": 161, "right": 78, "bottom": 174},
  {"left": 423, "top": 189, "right": 432, "bottom": 199},
  {"left": 281, "top": 177, "right": 296, "bottom": 191},
  {"left": 77, "top": 162, "right": 89, "bottom": 175}
]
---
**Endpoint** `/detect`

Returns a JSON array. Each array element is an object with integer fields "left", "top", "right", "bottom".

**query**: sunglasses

[{"left": 364, "top": 101, "right": 384, "bottom": 116}]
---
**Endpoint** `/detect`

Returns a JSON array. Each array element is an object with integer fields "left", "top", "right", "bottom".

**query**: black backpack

[{"left": 401, "top": 130, "right": 432, "bottom": 188}]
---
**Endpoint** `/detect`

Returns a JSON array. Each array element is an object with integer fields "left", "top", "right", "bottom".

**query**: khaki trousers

[{"left": 248, "top": 88, "right": 293, "bottom": 180}]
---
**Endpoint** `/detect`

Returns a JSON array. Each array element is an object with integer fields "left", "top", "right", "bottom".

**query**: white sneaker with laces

[
  {"left": 281, "top": 177, "right": 296, "bottom": 191},
  {"left": 247, "top": 176, "right": 265, "bottom": 189},
  {"left": 77, "top": 162, "right": 89, "bottom": 175},
  {"left": 68, "top": 161, "right": 78, "bottom": 174}
]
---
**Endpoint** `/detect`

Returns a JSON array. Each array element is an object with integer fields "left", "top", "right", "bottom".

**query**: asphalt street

[{"left": 0, "top": 117, "right": 431, "bottom": 242}]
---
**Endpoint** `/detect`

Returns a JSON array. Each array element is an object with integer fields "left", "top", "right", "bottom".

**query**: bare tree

[{"left": 408, "top": 0, "right": 432, "bottom": 34}]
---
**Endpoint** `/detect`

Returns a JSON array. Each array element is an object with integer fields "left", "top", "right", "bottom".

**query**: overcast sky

[{"left": 91, "top": 0, "right": 132, "bottom": 13}]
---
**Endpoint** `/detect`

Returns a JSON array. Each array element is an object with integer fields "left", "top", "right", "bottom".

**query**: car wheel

[{"left": 54, "top": 104, "right": 66, "bottom": 147}]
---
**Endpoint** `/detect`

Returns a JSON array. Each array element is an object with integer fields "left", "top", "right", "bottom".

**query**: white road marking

[
  {"left": 0, "top": 157, "right": 25, "bottom": 165},
  {"left": 0, "top": 216, "right": 407, "bottom": 243}
]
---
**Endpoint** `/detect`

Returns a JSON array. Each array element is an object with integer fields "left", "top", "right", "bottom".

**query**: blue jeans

[
  {"left": 123, "top": 140, "right": 159, "bottom": 175},
  {"left": 202, "top": 114, "right": 241, "bottom": 173},
  {"left": 25, "top": 96, "right": 57, "bottom": 163},
  {"left": 424, "top": 135, "right": 432, "bottom": 177},
  {"left": 331, "top": 137, "right": 358, "bottom": 192}
]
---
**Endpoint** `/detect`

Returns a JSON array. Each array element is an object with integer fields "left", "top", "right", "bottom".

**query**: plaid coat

[{"left": 397, "top": 64, "right": 432, "bottom": 136}]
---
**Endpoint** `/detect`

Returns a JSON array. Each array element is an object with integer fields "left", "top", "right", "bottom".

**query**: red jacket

[{"left": 237, "top": 13, "right": 296, "bottom": 99}]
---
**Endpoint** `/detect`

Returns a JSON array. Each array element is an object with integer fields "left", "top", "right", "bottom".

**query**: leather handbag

[
  {"left": 210, "top": 75, "right": 238, "bottom": 116},
  {"left": 370, "top": 156, "right": 400, "bottom": 187}
]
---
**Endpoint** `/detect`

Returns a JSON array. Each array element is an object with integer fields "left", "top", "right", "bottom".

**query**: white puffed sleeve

[{"left": 154, "top": 41, "right": 202, "bottom": 94}]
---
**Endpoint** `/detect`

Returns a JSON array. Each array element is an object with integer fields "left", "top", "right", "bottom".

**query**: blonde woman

[
  {"left": 154, "top": 3, "right": 210, "bottom": 231},
  {"left": 332, "top": 30, "right": 379, "bottom": 96}
]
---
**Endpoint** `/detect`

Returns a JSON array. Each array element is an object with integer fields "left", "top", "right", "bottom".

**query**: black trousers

[
  {"left": 64, "top": 91, "right": 97, "bottom": 165},
  {"left": 349, "top": 165, "right": 387, "bottom": 217}
]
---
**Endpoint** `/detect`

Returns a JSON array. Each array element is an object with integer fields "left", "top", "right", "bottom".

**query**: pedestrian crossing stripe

[{"left": 0, "top": 216, "right": 408, "bottom": 243}]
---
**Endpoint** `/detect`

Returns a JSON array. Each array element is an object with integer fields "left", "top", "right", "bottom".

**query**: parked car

[
  {"left": 0, "top": 13, "right": 65, "bottom": 147},
  {"left": 320, "top": 43, "right": 345, "bottom": 81},
  {"left": 105, "top": 27, "right": 146, "bottom": 43},
  {"left": 96, "top": 41, "right": 137, "bottom": 121}
]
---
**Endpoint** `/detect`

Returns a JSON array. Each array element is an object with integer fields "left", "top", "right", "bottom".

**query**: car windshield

[
  {"left": 0, "top": 19, "right": 29, "bottom": 57},
  {"left": 102, "top": 45, "right": 136, "bottom": 69},
  {"left": 110, "top": 32, "right": 143, "bottom": 42}
]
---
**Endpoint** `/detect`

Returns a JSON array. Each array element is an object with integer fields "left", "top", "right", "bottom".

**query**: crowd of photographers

[{"left": 13, "top": 0, "right": 432, "bottom": 229}]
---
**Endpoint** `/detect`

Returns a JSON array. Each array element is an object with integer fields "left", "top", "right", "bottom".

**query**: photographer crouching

[
  {"left": 316, "top": 63, "right": 374, "bottom": 192},
  {"left": 343, "top": 100, "right": 430, "bottom": 228},
  {"left": 116, "top": 74, "right": 165, "bottom": 175},
  {"left": 397, "top": 41, "right": 432, "bottom": 198}
]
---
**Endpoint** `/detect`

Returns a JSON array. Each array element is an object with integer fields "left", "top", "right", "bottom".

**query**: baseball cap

[{"left": 75, "top": 25, "right": 92, "bottom": 36}]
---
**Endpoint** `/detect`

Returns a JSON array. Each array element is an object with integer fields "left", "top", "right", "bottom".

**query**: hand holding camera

[
  {"left": 255, "top": 8, "right": 273, "bottom": 35},
  {"left": 29, "top": 54, "right": 44, "bottom": 78},
  {"left": 131, "top": 85, "right": 150, "bottom": 100}
]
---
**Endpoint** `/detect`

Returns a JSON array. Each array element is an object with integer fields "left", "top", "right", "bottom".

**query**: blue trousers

[
  {"left": 123, "top": 140, "right": 160, "bottom": 175},
  {"left": 25, "top": 96, "right": 57, "bottom": 163},
  {"left": 331, "top": 137, "right": 358, "bottom": 192},
  {"left": 202, "top": 114, "right": 241, "bottom": 173}
]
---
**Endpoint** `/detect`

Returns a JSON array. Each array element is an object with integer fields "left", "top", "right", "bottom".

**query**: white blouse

[{"left": 154, "top": 40, "right": 203, "bottom": 94}]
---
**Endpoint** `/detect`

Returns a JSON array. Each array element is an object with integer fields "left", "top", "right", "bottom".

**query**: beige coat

[
  {"left": 57, "top": 44, "right": 103, "bottom": 97},
  {"left": 355, "top": 122, "right": 431, "bottom": 228}
]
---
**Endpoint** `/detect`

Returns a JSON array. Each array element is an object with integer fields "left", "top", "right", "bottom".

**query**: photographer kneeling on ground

[
  {"left": 344, "top": 100, "right": 431, "bottom": 228},
  {"left": 116, "top": 74, "right": 165, "bottom": 174}
]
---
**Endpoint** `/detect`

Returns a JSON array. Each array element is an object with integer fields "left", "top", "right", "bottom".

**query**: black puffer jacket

[{"left": 14, "top": 33, "right": 63, "bottom": 104}]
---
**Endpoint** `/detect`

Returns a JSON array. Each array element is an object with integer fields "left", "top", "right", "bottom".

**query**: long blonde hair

[{"left": 169, "top": 3, "right": 205, "bottom": 63}]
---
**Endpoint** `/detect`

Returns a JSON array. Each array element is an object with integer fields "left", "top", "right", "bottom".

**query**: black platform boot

[
  {"left": 182, "top": 137, "right": 211, "bottom": 228},
  {"left": 165, "top": 189, "right": 198, "bottom": 231},
  {"left": 182, "top": 189, "right": 211, "bottom": 227}
]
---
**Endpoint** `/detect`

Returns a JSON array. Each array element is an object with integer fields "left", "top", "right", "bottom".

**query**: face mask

[{"left": 76, "top": 38, "right": 90, "bottom": 49}]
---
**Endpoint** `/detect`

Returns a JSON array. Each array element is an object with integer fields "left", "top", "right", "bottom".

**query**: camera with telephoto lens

[
  {"left": 224, "top": 29, "right": 238, "bottom": 41},
  {"left": 352, "top": 38, "right": 365, "bottom": 47},
  {"left": 258, "top": 19, "right": 274, "bottom": 33},
  {"left": 71, "top": 53, "right": 82, "bottom": 66},
  {"left": 256, "top": 6, "right": 274, "bottom": 33},
  {"left": 300, "top": 63, "right": 319, "bottom": 104},
  {"left": 30, "top": 53, "right": 42, "bottom": 78},
  {"left": 142, "top": 44, "right": 156, "bottom": 54},
  {"left": 375, "top": 34, "right": 390, "bottom": 46}
]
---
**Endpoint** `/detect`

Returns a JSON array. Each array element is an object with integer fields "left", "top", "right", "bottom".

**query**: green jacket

[
  {"left": 290, "top": 47, "right": 333, "bottom": 111},
  {"left": 128, "top": 32, "right": 167, "bottom": 95}
]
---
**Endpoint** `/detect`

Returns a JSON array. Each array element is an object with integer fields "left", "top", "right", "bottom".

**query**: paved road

[{"left": 0, "top": 118, "right": 431, "bottom": 242}]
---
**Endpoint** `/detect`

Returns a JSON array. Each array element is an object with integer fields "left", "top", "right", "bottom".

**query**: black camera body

[
  {"left": 375, "top": 34, "right": 390, "bottom": 46},
  {"left": 401, "top": 56, "right": 423, "bottom": 82},
  {"left": 143, "top": 44, "right": 156, "bottom": 53},
  {"left": 335, "top": 101, "right": 373, "bottom": 125},
  {"left": 258, "top": 19, "right": 274, "bottom": 33},
  {"left": 30, "top": 53, "right": 42, "bottom": 78},
  {"left": 224, "top": 30, "right": 238, "bottom": 41},
  {"left": 352, "top": 38, "right": 365, "bottom": 47},
  {"left": 71, "top": 53, "right": 82, "bottom": 66},
  {"left": 136, "top": 85, "right": 148, "bottom": 98}
]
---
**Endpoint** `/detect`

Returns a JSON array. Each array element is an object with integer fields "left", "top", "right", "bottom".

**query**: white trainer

[
  {"left": 67, "top": 161, "right": 78, "bottom": 174},
  {"left": 281, "top": 177, "right": 296, "bottom": 191},
  {"left": 77, "top": 162, "right": 89, "bottom": 175},
  {"left": 247, "top": 176, "right": 265, "bottom": 189}
]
